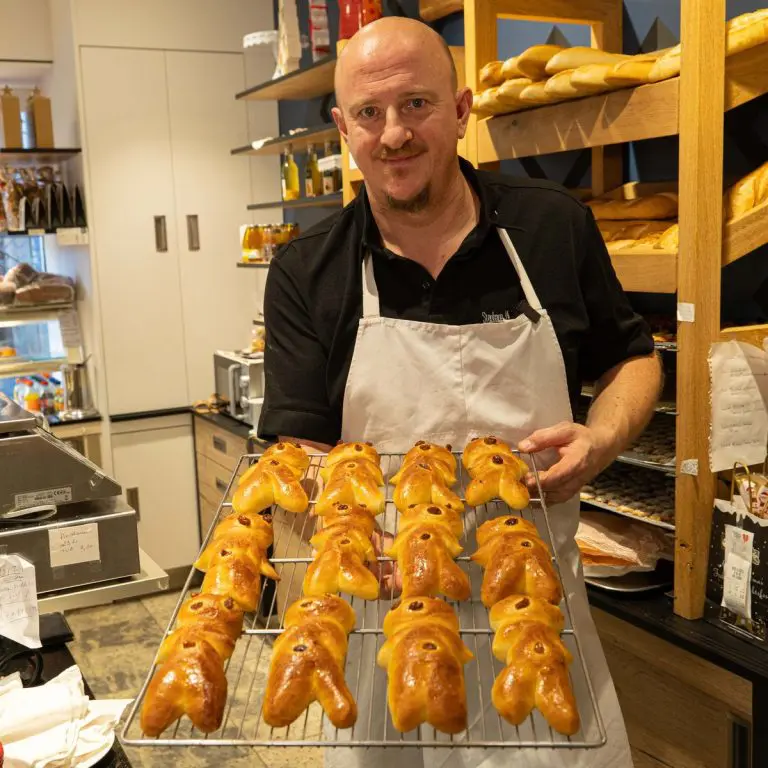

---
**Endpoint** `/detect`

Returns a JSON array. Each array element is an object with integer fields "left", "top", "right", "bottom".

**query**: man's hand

[
  {"left": 518, "top": 421, "right": 614, "bottom": 505},
  {"left": 369, "top": 531, "right": 402, "bottom": 598}
]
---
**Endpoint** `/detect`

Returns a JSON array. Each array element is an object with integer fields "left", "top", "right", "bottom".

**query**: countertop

[
  {"left": 192, "top": 409, "right": 255, "bottom": 442},
  {"left": 587, "top": 586, "right": 768, "bottom": 683}
]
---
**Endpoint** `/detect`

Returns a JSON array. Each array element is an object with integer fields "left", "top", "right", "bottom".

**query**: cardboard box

[
  {"left": 1, "top": 86, "right": 22, "bottom": 149},
  {"left": 26, "top": 88, "right": 54, "bottom": 148}
]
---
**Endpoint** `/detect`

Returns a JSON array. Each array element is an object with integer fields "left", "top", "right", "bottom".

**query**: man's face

[{"left": 333, "top": 42, "right": 470, "bottom": 211}]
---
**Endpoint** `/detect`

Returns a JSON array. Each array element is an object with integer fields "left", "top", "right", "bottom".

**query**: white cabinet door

[
  {"left": 165, "top": 51, "right": 258, "bottom": 403},
  {"left": 111, "top": 419, "right": 199, "bottom": 570},
  {"left": 80, "top": 47, "right": 188, "bottom": 414}
]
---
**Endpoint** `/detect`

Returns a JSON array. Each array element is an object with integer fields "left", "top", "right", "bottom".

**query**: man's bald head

[{"left": 335, "top": 17, "right": 457, "bottom": 107}]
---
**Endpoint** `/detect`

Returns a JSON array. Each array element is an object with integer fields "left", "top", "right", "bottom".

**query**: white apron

[{"left": 325, "top": 228, "right": 633, "bottom": 768}]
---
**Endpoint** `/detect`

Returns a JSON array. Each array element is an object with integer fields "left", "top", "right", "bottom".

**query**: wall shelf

[
  {"left": 232, "top": 124, "right": 339, "bottom": 157},
  {"left": 0, "top": 59, "right": 52, "bottom": 87},
  {"left": 236, "top": 56, "right": 336, "bottom": 102},
  {"left": 476, "top": 42, "right": 768, "bottom": 163},
  {"left": 247, "top": 191, "right": 343, "bottom": 210},
  {"left": 236, "top": 261, "right": 270, "bottom": 269},
  {"left": 0, "top": 148, "right": 82, "bottom": 165}
]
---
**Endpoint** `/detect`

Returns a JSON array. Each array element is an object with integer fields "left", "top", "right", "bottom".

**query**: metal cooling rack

[{"left": 121, "top": 452, "right": 607, "bottom": 750}]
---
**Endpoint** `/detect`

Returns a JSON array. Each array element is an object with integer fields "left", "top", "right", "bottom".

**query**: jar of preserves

[{"left": 242, "top": 225, "right": 264, "bottom": 262}]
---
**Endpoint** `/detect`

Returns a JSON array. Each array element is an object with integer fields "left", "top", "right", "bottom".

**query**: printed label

[{"left": 14, "top": 486, "right": 72, "bottom": 509}]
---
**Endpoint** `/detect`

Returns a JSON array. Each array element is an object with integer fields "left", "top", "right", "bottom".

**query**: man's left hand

[{"left": 518, "top": 421, "right": 615, "bottom": 505}]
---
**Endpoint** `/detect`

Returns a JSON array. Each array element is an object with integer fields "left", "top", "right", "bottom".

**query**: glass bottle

[
  {"left": 305, "top": 143, "right": 322, "bottom": 198},
  {"left": 322, "top": 140, "right": 337, "bottom": 195},
  {"left": 281, "top": 144, "right": 300, "bottom": 201}
]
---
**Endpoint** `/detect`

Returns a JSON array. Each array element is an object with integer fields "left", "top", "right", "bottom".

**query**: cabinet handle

[
  {"left": 186, "top": 214, "right": 200, "bottom": 251},
  {"left": 215, "top": 477, "right": 227, "bottom": 492},
  {"left": 127, "top": 486, "right": 141, "bottom": 521},
  {"left": 154, "top": 215, "right": 168, "bottom": 252},
  {"left": 212, "top": 436, "right": 227, "bottom": 453}
]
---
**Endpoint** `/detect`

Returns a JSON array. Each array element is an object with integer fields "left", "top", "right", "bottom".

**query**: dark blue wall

[{"left": 271, "top": 0, "right": 768, "bottom": 322}]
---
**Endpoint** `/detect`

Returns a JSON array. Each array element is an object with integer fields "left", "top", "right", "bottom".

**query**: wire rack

[{"left": 121, "top": 452, "right": 607, "bottom": 750}]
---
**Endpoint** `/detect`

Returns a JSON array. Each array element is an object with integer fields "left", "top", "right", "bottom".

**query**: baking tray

[{"left": 121, "top": 452, "right": 607, "bottom": 750}]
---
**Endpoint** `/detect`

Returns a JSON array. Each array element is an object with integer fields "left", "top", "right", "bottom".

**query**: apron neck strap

[
  {"left": 361, "top": 229, "right": 542, "bottom": 318},
  {"left": 361, "top": 252, "right": 381, "bottom": 318},
  {"left": 496, "top": 227, "right": 542, "bottom": 310}
]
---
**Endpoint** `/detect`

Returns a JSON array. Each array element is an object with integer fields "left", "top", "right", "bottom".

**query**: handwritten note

[
  {"left": 0, "top": 555, "right": 41, "bottom": 649},
  {"left": 709, "top": 340, "right": 768, "bottom": 473},
  {"left": 48, "top": 523, "right": 101, "bottom": 568}
]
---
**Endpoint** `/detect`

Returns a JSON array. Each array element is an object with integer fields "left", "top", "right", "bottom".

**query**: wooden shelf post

[{"left": 674, "top": 0, "right": 726, "bottom": 620}]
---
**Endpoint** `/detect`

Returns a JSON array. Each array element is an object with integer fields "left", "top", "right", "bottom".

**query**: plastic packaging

[
  {"left": 339, "top": 0, "right": 383, "bottom": 40},
  {"left": 309, "top": 0, "right": 330, "bottom": 62}
]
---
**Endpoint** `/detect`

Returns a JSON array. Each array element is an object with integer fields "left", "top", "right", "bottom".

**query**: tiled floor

[{"left": 65, "top": 589, "right": 323, "bottom": 768}]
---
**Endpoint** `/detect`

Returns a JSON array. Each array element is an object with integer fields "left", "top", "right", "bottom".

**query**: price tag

[
  {"left": 58, "top": 308, "right": 82, "bottom": 348},
  {"left": 49, "top": 523, "right": 101, "bottom": 568},
  {"left": 722, "top": 524, "right": 754, "bottom": 618}
]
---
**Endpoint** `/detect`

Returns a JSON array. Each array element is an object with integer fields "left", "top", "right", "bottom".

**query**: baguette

[
  {"left": 501, "top": 56, "right": 523, "bottom": 79},
  {"left": 519, "top": 80, "right": 563, "bottom": 106},
  {"left": 497, "top": 77, "right": 534, "bottom": 105},
  {"left": 515, "top": 45, "right": 564, "bottom": 80},
  {"left": 544, "top": 46, "right": 629, "bottom": 76},
  {"left": 599, "top": 220, "right": 672, "bottom": 242},
  {"left": 724, "top": 161, "right": 768, "bottom": 220},
  {"left": 473, "top": 87, "right": 518, "bottom": 116},
  {"left": 655, "top": 224, "right": 679, "bottom": 251},
  {"left": 604, "top": 58, "right": 656, "bottom": 86},
  {"left": 543, "top": 70, "right": 581, "bottom": 100},
  {"left": 569, "top": 63, "right": 615, "bottom": 94},
  {"left": 480, "top": 61, "right": 506, "bottom": 89},
  {"left": 650, "top": 9, "right": 768, "bottom": 82},
  {"left": 587, "top": 193, "right": 678, "bottom": 221}
]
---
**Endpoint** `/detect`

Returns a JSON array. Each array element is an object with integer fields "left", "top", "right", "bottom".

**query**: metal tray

[{"left": 121, "top": 452, "right": 607, "bottom": 750}]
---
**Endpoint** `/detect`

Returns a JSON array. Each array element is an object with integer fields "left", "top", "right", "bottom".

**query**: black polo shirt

[{"left": 257, "top": 159, "right": 653, "bottom": 444}]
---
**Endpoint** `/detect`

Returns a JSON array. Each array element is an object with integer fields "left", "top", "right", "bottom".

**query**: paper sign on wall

[
  {"left": 0, "top": 554, "right": 41, "bottom": 649},
  {"left": 709, "top": 340, "right": 768, "bottom": 473},
  {"left": 48, "top": 523, "right": 101, "bottom": 568}
]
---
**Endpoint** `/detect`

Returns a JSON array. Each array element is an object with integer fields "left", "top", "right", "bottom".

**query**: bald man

[{"left": 259, "top": 17, "right": 657, "bottom": 768}]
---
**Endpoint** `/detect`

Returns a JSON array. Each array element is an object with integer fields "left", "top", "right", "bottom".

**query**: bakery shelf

[
  {"left": 719, "top": 323, "right": 768, "bottom": 347},
  {"left": 231, "top": 124, "right": 339, "bottom": 157},
  {"left": 476, "top": 42, "right": 768, "bottom": 163},
  {"left": 723, "top": 198, "right": 768, "bottom": 266},
  {"left": 0, "top": 302, "right": 75, "bottom": 328},
  {"left": 236, "top": 56, "right": 336, "bottom": 102},
  {"left": 122, "top": 451, "right": 607, "bottom": 750},
  {"left": 247, "top": 191, "right": 343, "bottom": 210},
  {"left": 0, "top": 148, "right": 81, "bottom": 165},
  {"left": 609, "top": 249, "right": 677, "bottom": 294},
  {"left": 581, "top": 464, "right": 676, "bottom": 530},
  {"left": 419, "top": 0, "right": 464, "bottom": 21},
  {"left": 236, "top": 261, "right": 270, "bottom": 269},
  {"left": 0, "top": 356, "right": 67, "bottom": 376}
]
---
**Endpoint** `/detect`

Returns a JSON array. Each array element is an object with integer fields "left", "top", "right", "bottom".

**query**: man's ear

[
  {"left": 455, "top": 87, "right": 473, "bottom": 140},
  {"left": 332, "top": 106, "right": 348, "bottom": 142}
]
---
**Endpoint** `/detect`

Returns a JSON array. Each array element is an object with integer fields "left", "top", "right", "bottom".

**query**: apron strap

[
  {"left": 361, "top": 253, "right": 381, "bottom": 318},
  {"left": 496, "top": 227, "right": 543, "bottom": 310}
]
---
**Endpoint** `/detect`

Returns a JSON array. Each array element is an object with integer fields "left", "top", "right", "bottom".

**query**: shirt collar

[{"left": 356, "top": 157, "right": 494, "bottom": 261}]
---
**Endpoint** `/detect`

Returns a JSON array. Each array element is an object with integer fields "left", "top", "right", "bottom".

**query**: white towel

[{"left": 0, "top": 665, "right": 130, "bottom": 768}]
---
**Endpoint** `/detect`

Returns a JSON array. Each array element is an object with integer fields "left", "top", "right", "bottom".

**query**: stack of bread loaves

[
  {"left": 140, "top": 441, "right": 310, "bottom": 736},
  {"left": 473, "top": 9, "right": 768, "bottom": 118}
]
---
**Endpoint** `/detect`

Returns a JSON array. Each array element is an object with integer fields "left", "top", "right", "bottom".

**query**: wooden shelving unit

[
  {"left": 0, "top": 148, "right": 81, "bottom": 165},
  {"left": 246, "top": 192, "right": 343, "bottom": 211},
  {"left": 337, "top": 0, "right": 768, "bottom": 623},
  {"left": 231, "top": 124, "right": 338, "bottom": 157},
  {"left": 236, "top": 56, "right": 336, "bottom": 101}
]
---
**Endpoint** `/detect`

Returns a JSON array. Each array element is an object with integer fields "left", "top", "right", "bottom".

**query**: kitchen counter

[{"left": 192, "top": 409, "right": 254, "bottom": 443}]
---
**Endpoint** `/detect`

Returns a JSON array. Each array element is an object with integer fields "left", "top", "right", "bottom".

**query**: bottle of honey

[{"left": 281, "top": 144, "right": 300, "bottom": 201}]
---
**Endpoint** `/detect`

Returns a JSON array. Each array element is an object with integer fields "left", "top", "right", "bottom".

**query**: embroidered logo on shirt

[{"left": 481, "top": 310, "right": 513, "bottom": 323}]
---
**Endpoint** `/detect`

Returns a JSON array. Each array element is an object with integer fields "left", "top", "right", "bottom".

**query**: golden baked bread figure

[
  {"left": 200, "top": 545, "right": 267, "bottom": 612},
  {"left": 489, "top": 595, "right": 579, "bottom": 735},
  {"left": 463, "top": 436, "right": 530, "bottom": 510},
  {"left": 386, "top": 515, "right": 470, "bottom": 601},
  {"left": 391, "top": 441, "right": 457, "bottom": 486},
  {"left": 472, "top": 516, "right": 562, "bottom": 607},
  {"left": 316, "top": 457, "right": 385, "bottom": 516},
  {"left": 194, "top": 511, "right": 278, "bottom": 579},
  {"left": 233, "top": 456, "right": 309, "bottom": 515},
  {"left": 378, "top": 597, "right": 473, "bottom": 734},
  {"left": 261, "top": 440, "right": 310, "bottom": 475},
  {"left": 399, "top": 503, "right": 464, "bottom": 539},
  {"left": 263, "top": 595, "right": 357, "bottom": 729},
  {"left": 392, "top": 460, "right": 463, "bottom": 512},
  {"left": 141, "top": 635, "right": 228, "bottom": 737},
  {"left": 321, "top": 441, "right": 380, "bottom": 481},
  {"left": 303, "top": 520, "right": 379, "bottom": 600}
]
